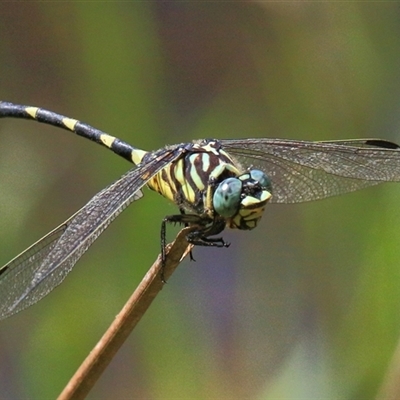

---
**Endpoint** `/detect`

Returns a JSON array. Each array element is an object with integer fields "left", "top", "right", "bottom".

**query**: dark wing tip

[{"left": 364, "top": 139, "right": 400, "bottom": 149}]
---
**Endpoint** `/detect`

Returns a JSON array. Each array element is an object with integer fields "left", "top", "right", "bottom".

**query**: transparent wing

[
  {"left": 222, "top": 138, "right": 400, "bottom": 203},
  {"left": 0, "top": 146, "right": 182, "bottom": 320}
]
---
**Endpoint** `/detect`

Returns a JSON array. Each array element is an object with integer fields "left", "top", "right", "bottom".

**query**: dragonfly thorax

[
  {"left": 146, "top": 140, "right": 240, "bottom": 215},
  {"left": 146, "top": 139, "right": 272, "bottom": 231}
]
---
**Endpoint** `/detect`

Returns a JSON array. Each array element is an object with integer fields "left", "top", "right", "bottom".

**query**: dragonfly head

[{"left": 213, "top": 169, "right": 272, "bottom": 230}]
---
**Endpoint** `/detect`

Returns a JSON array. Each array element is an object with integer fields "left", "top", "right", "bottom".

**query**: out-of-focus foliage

[{"left": 0, "top": 3, "right": 400, "bottom": 399}]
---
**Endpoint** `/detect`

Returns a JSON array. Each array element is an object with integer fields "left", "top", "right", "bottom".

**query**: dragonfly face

[
  {"left": 220, "top": 169, "right": 272, "bottom": 230},
  {"left": 1, "top": 101, "right": 400, "bottom": 320}
]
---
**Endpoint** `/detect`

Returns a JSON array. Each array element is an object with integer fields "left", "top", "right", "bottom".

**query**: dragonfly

[{"left": 1, "top": 101, "right": 400, "bottom": 320}]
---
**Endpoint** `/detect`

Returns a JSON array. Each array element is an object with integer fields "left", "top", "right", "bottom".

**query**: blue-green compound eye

[
  {"left": 249, "top": 170, "right": 272, "bottom": 192},
  {"left": 213, "top": 178, "right": 243, "bottom": 218}
]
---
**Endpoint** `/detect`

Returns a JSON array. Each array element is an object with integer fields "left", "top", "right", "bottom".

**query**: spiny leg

[
  {"left": 160, "top": 214, "right": 202, "bottom": 282},
  {"left": 178, "top": 207, "right": 196, "bottom": 262},
  {"left": 160, "top": 214, "right": 229, "bottom": 282}
]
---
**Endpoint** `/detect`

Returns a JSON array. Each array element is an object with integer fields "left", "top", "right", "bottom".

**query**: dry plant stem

[
  {"left": 57, "top": 228, "right": 193, "bottom": 400},
  {"left": 376, "top": 337, "right": 400, "bottom": 400}
]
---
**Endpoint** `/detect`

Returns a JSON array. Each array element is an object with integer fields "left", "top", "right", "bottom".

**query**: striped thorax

[{"left": 134, "top": 139, "right": 273, "bottom": 231}]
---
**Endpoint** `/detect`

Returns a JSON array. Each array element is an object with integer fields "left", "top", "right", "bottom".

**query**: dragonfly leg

[
  {"left": 178, "top": 207, "right": 196, "bottom": 262},
  {"left": 160, "top": 213, "right": 227, "bottom": 281}
]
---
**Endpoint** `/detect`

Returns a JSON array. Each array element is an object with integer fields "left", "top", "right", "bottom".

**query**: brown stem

[{"left": 57, "top": 228, "right": 192, "bottom": 400}]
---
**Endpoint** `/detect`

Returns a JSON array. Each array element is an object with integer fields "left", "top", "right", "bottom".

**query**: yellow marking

[
  {"left": 224, "top": 163, "right": 240, "bottom": 176},
  {"left": 171, "top": 159, "right": 197, "bottom": 203},
  {"left": 231, "top": 214, "right": 244, "bottom": 229},
  {"left": 182, "top": 181, "right": 196, "bottom": 204},
  {"left": 131, "top": 149, "right": 147, "bottom": 165},
  {"left": 204, "top": 183, "right": 214, "bottom": 213},
  {"left": 62, "top": 117, "right": 78, "bottom": 131},
  {"left": 231, "top": 215, "right": 240, "bottom": 227},
  {"left": 202, "top": 153, "right": 210, "bottom": 171},
  {"left": 241, "top": 196, "right": 260, "bottom": 206},
  {"left": 243, "top": 209, "right": 264, "bottom": 220},
  {"left": 146, "top": 176, "right": 157, "bottom": 191},
  {"left": 25, "top": 107, "right": 39, "bottom": 119},
  {"left": 241, "top": 191, "right": 271, "bottom": 207},
  {"left": 174, "top": 159, "right": 185, "bottom": 186},
  {"left": 201, "top": 142, "right": 219, "bottom": 155},
  {"left": 159, "top": 178, "right": 174, "bottom": 202},
  {"left": 148, "top": 169, "right": 175, "bottom": 203},
  {"left": 239, "top": 208, "right": 254, "bottom": 217},
  {"left": 100, "top": 134, "right": 116, "bottom": 149},
  {"left": 190, "top": 164, "right": 205, "bottom": 191},
  {"left": 219, "top": 149, "right": 236, "bottom": 164},
  {"left": 260, "top": 191, "right": 272, "bottom": 202},
  {"left": 239, "top": 173, "right": 251, "bottom": 181},
  {"left": 245, "top": 220, "right": 257, "bottom": 229},
  {"left": 209, "top": 164, "right": 225, "bottom": 180},
  {"left": 189, "top": 154, "right": 207, "bottom": 190}
]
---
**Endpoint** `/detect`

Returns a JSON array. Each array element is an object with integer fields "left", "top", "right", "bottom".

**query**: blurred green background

[{"left": 1, "top": 3, "right": 400, "bottom": 399}]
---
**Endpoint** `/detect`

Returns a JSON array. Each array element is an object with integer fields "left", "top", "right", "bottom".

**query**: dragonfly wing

[
  {"left": 0, "top": 222, "right": 69, "bottom": 319},
  {"left": 222, "top": 138, "right": 400, "bottom": 203},
  {"left": 0, "top": 146, "right": 182, "bottom": 319}
]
